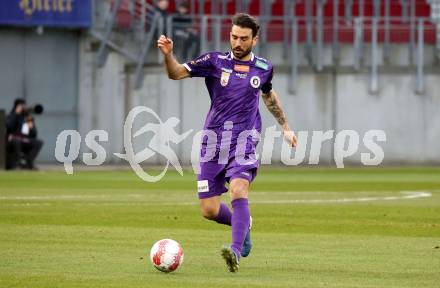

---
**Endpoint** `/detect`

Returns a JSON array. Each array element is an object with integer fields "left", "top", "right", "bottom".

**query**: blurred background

[{"left": 0, "top": 0, "right": 439, "bottom": 168}]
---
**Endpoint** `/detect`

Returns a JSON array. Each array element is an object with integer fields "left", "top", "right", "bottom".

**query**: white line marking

[
  {"left": 4, "top": 203, "right": 53, "bottom": 207},
  {"left": 176, "top": 191, "right": 433, "bottom": 205},
  {"left": 0, "top": 194, "right": 145, "bottom": 200},
  {"left": 249, "top": 191, "right": 432, "bottom": 204},
  {"left": 0, "top": 191, "right": 432, "bottom": 206}
]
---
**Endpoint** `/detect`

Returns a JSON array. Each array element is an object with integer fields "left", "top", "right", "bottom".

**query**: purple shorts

[
  {"left": 197, "top": 160, "right": 258, "bottom": 199},
  {"left": 197, "top": 137, "right": 259, "bottom": 199}
]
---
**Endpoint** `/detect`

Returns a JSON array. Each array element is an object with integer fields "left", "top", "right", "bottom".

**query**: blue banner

[{"left": 0, "top": 0, "right": 92, "bottom": 28}]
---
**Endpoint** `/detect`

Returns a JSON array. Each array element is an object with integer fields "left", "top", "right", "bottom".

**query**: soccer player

[{"left": 157, "top": 13, "right": 297, "bottom": 272}]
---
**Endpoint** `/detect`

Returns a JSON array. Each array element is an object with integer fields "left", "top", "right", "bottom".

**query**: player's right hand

[
  {"left": 157, "top": 35, "right": 173, "bottom": 55},
  {"left": 283, "top": 130, "right": 298, "bottom": 148}
]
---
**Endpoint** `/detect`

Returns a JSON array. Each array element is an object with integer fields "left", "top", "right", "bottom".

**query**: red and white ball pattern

[{"left": 150, "top": 239, "right": 184, "bottom": 273}]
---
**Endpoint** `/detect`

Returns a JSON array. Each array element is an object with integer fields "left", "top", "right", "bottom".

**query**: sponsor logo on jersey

[
  {"left": 221, "top": 71, "right": 231, "bottom": 86},
  {"left": 192, "top": 54, "right": 210, "bottom": 65},
  {"left": 221, "top": 67, "right": 233, "bottom": 73},
  {"left": 255, "top": 60, "right": 269, "bottom": 70},
  {"left": 250, "top": 75, "right": 261, "bottom": 88},
  {"left": 234, "top": 65, "right": 250, "bottom": 73},
  {"left": 235, "top": 72, "right": 247, "bottom": 79},
  {"left": 218, "top": 54, "right": 231, "bottom": 60}
]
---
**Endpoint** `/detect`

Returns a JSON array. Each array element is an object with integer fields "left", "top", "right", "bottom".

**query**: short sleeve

[
  {"left": 260, "top": 67, "right": 273, "bottom": 94},
  {"left": 183, "top": 53, "right": 215, "bottom": 78}
]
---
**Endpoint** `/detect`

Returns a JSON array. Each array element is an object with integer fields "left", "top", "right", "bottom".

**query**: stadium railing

[{"left": 91, "top": 0, "right": 438, "bottom": 94}]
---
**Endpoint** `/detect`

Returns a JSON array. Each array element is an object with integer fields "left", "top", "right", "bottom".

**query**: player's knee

[
  {"left": 200, "top": 204, "right": 218, "bottom": 220},
  {"left": 230, "top": 182, "right": 249, "bottom": 199}
]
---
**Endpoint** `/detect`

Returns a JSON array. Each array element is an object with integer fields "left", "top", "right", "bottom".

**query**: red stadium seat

[
  {"left": 193, "top": 0, "right": 434, "bottom": 44},
  {"left": 110, "top": 0, "right": 434, "bottom": 43}
]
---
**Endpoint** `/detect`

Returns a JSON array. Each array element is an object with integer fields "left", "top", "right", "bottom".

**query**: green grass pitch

[{"left": 1, "top": 167, "right": 439, "bottom": 287}]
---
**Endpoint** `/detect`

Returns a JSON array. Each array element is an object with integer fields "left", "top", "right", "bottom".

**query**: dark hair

[
  {"left": 232, "top": 13, "right": 260, "bottom": 38},
  {"left": 178, "top": 1, "right": 189, "bottom": 9},
  {"left": 12, "top": 98, "right": 26, "bottom": 111}
]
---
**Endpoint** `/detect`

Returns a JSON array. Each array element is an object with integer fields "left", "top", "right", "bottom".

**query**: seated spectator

[
  {"left": 173, "top": 1, "right": 200, "bottom": 61},
  {"left": 6, "top": 99, "right": 43, "bottom": 170}
]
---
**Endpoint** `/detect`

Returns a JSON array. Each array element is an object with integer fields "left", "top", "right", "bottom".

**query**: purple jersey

[
  {"left": 183, "top": 51, "right": 273, "bottom": 134},
  {"left": 186, "top": 51, "right": 273, "bottom": 198}
]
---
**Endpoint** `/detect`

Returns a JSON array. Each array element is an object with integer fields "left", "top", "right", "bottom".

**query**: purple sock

[
  {"left": 231, "top": 198, "right": 250, "bottom": 258},
  {"left": 214, "top": 202, "right": 232, "bottom": 226}
]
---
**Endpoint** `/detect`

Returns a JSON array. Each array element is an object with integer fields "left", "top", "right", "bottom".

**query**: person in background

[
  {"left": 6, "top": 99, "right": 43, "bottom": 170},
  {"left": 154, "top": 0, "right": 170, "bottom": 33},
  {"left": 173, "top": 1, "right": 200, "bottom": 61}
]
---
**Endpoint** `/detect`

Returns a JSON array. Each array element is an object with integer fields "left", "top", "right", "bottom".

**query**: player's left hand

[{"left": 283, "top": 130, "right": 297, "bottom": 147}]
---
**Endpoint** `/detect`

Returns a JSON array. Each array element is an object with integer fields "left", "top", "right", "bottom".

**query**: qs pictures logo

[
  {"left": 55, "top": 106, "right": 387, "bottom": 182},
  {"left": 55, "top": 106, "right": 193, "bottom": 182}
]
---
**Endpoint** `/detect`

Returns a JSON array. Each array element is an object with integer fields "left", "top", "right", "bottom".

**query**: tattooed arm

[{"left": 261, "top": 89, "right": 297, "bottom": 147}]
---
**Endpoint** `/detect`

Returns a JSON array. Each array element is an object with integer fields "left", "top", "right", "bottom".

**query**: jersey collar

[{"left": 230, "top": 51, "right": 255, "bottom": 62}]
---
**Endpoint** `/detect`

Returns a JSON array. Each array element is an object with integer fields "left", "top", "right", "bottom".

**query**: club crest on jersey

[
  {"left": 250, "top": 76, "right": 261, "bottom": 88},
  {"left": 234, "top": 65, "right": 250, "bottom": 73},
  {"left": 221, "top": 71, "right": 231, "bottom": 86}
]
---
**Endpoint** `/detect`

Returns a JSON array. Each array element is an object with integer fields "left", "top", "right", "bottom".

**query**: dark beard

[{"left": 232, "top": 47, "right": 252, "bottom": 60}]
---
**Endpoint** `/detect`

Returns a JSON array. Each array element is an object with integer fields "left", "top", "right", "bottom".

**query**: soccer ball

[{"left": 150, "top": 239, "right": 184, "bottom": 273}]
